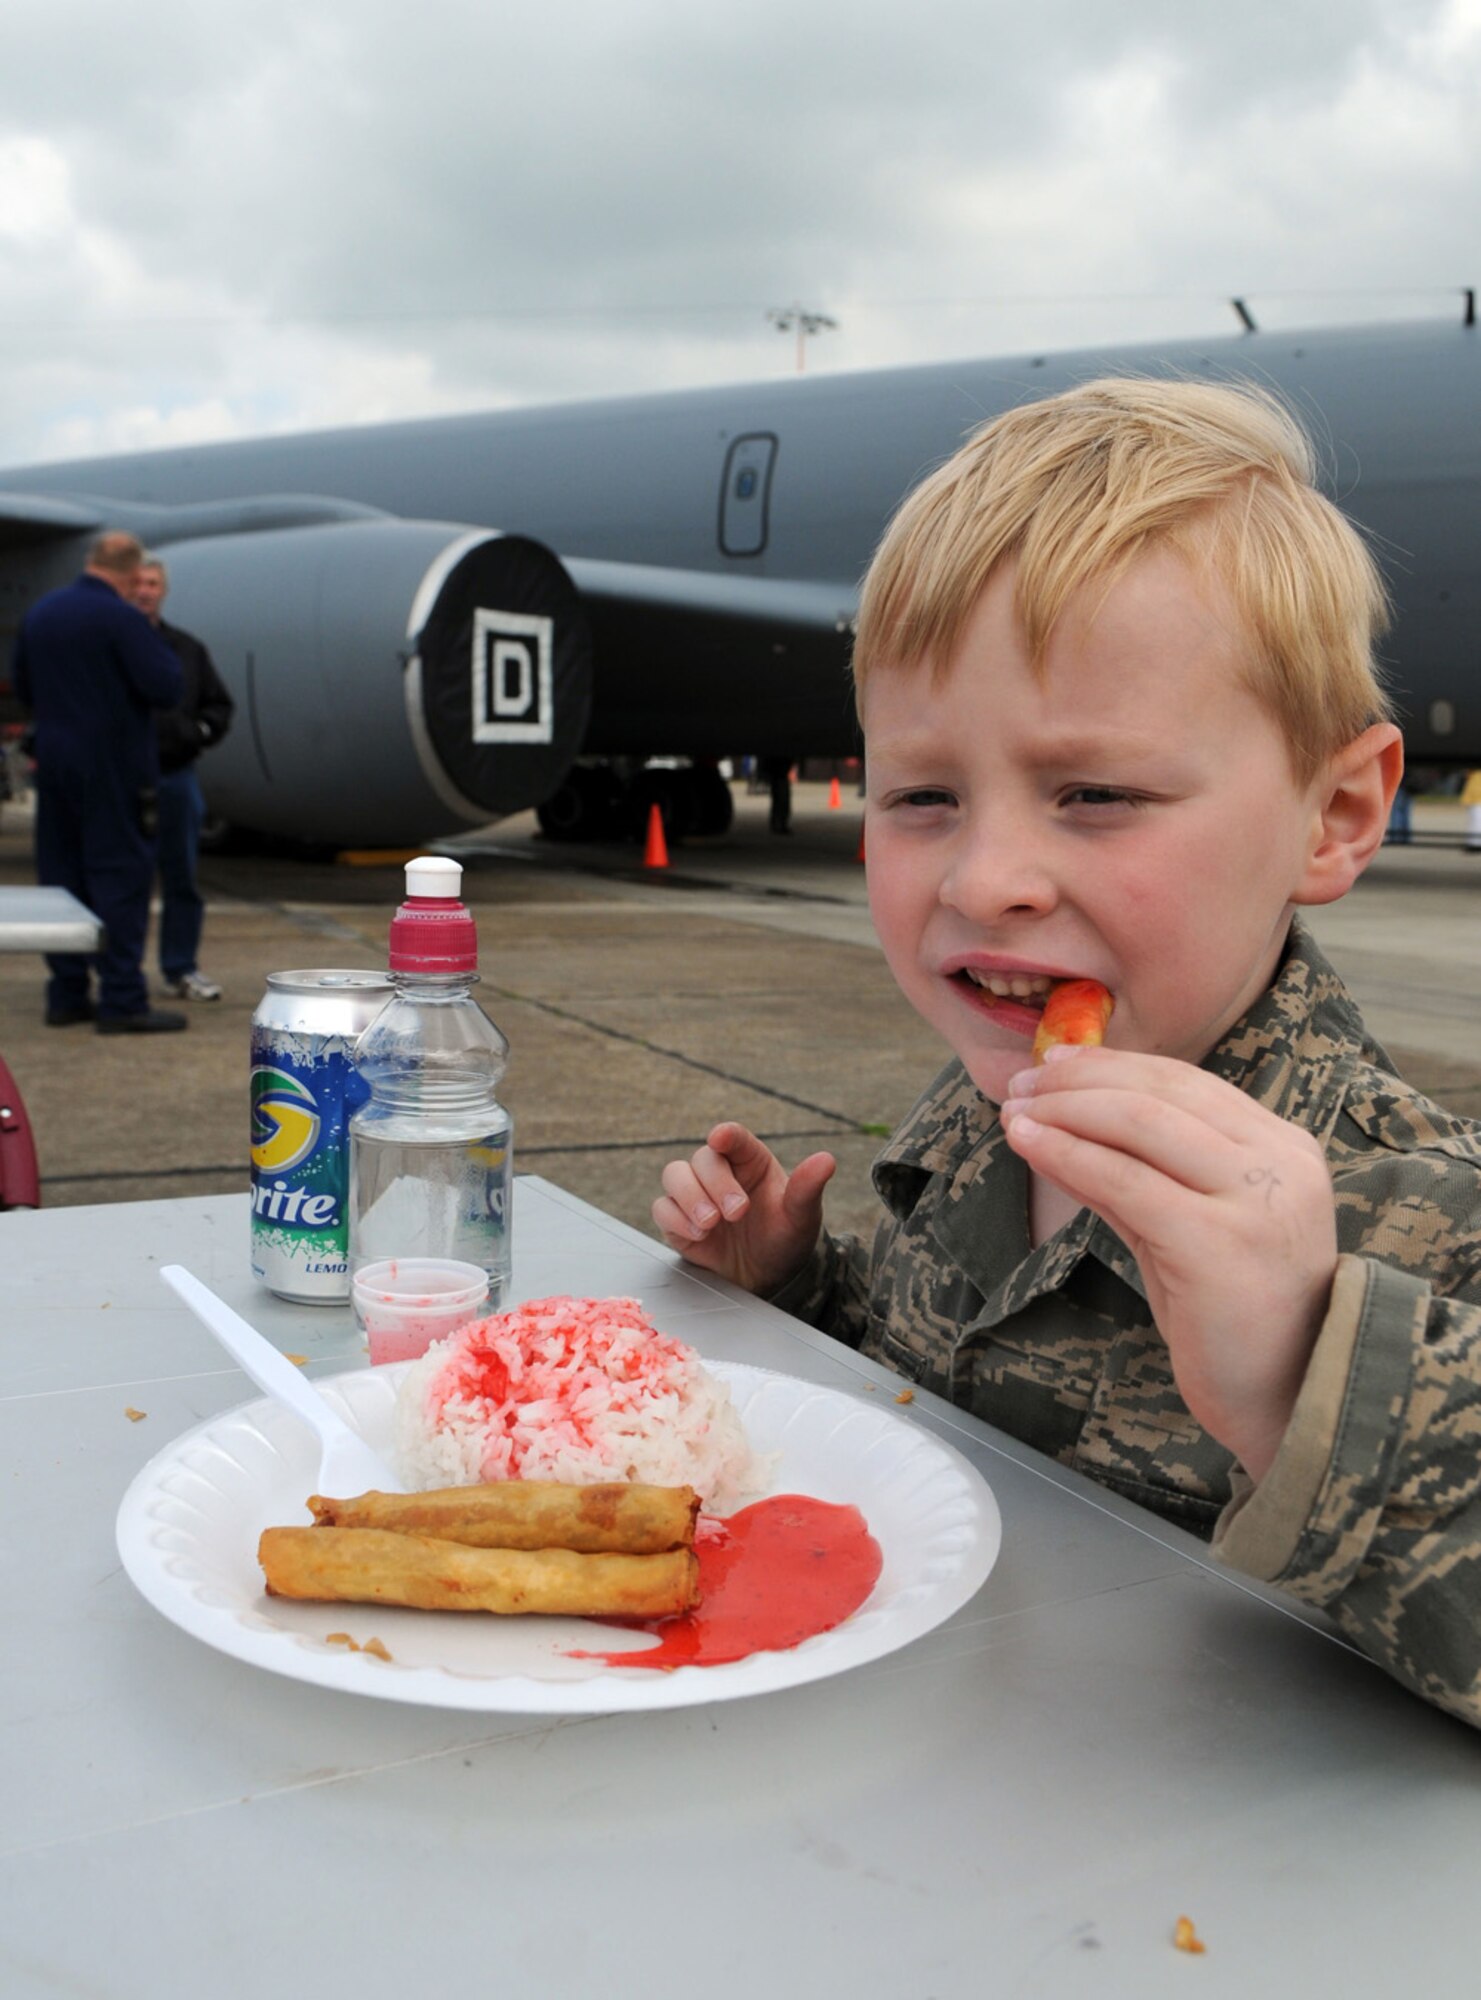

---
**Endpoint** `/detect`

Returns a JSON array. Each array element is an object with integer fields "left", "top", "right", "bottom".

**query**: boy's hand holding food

[
  {"left": 654, "top": 1122, "right": 837, "bottom": 1296},
  {"left": 999, "top": 1048, "right": 1338, "bottom": 1483}
]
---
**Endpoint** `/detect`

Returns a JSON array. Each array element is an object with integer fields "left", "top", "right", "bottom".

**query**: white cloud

[
  {"left": 0, "top": 0, "right": 1475, "bottom": 464},
  {"left": 39, "top": 398, "right": 247, "bottom": 459},
  {"left": 0, "top": 135, "right": 72, "bottom": 243}
]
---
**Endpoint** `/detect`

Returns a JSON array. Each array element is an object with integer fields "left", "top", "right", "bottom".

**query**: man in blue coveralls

[{"left": 12, "top": 531, "right": 188, "bottom": 1032}]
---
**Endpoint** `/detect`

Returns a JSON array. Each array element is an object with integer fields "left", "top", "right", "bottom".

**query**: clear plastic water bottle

[{"left": 348, "top": 856, "right": 512, "bottom": 1306}]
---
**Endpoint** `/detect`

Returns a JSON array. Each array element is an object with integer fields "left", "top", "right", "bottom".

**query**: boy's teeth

[{"left": 965, "top": 970, "right": 1053, "bottom": 998}]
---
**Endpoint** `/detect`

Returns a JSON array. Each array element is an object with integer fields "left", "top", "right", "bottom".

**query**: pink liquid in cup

[
  {"left": 364, "top": 1314, "right": 466, "bottom": 1366},
  {"left": 352, "top": 1258, "right": 491, "bottom": 1366}
]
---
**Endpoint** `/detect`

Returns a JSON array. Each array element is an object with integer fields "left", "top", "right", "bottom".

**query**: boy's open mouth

[
  {"left": 948, "top": 969, "right": 1054, "bottom": 1036},
  {"left": 953, "top": 970, "right": 1054, "bottom": 1005}
]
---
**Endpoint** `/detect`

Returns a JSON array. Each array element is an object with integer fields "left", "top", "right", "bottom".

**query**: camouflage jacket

[{"left": 775, "top": 917, "right": 1481, "bottom": 1729}]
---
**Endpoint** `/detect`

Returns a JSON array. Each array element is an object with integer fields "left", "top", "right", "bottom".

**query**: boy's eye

[
  {"left": 891, "top": 787, "right": 957, "bottom": 809},
  {"left": 1062, "top": 785, "right": 1139, "bottom": 810}
]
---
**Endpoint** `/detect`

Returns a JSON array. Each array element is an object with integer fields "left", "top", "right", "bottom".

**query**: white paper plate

[{"left": 116, "top": 1361, "right": 1000, "bottom": 1712}]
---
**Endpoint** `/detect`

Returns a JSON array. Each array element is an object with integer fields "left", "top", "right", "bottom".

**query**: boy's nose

[{"left": 939, "top": 829, "right": 1059, "bottom": 924}]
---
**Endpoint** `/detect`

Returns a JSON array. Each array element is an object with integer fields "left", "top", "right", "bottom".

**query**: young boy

[{"left": 653, "top": 377, "right": 1481, "bottom": 1729}]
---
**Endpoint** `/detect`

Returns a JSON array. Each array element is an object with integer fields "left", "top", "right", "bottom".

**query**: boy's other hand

[
  {"left": 653, "top": 1122, "right": 837, "bottom": 1296},
  {"left": 999, "top": 1049, "right": 1338, "bottom": 1482}
]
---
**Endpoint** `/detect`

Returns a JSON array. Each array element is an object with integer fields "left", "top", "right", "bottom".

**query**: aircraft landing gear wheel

[
  {"left": 688, "top": 768, "right": 734, "bottom": 836},
  {"left": 537, "top": 767, "right": 621, "bottom": 841}
]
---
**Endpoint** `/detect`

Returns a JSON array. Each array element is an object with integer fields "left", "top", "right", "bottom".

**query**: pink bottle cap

[{"left": 387, "top": 856, "right": 478, "bottom": 974}]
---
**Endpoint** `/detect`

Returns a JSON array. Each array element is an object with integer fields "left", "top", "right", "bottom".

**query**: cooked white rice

[{"left": 392, "top": 1293, "right": 768, "bottom": 1511}]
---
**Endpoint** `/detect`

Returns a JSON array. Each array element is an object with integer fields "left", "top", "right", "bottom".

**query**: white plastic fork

[{"left": 160, "top": 1264, "right": 405, "bottom": 1495}]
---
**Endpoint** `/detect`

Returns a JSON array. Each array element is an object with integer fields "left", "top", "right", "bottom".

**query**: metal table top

[
  {"left": 2, "top": 1177, "right": 1478, "bottom": 1999},
  {"left": 0, "top": 884, "right": 103, "bottom": 953}
]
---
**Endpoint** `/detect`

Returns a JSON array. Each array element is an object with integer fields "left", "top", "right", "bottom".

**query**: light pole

[{"left": 766, "top": 304, "right": 838, "bottom": 372}]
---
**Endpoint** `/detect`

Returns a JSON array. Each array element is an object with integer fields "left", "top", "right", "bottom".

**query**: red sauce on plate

[{"left": 568, "top": 1494, "right": 882, "bottom": 1670}]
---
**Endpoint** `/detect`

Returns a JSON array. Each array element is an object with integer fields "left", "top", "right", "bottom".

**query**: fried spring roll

[
  {"left": 308, "top": 1480, "right": 699, "bottom": 1554},
  {"left": 1032, "top": 978, "right": 1114, "bottom": 1063},
  {"left": 260, "top": 1526, "right": 700, "bottom": 1618}
]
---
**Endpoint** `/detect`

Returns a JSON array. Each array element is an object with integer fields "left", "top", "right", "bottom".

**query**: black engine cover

[{"left": 158, "top": 518, "right": 591, "bottom": 845}]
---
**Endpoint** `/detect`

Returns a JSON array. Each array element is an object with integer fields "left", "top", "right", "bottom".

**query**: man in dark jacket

[
  {"left": 12, "top": 532, "right": 187, "bottom": 1032},
  {"left": 131, "top": 557, "right": 235, "bottom": 1001}
]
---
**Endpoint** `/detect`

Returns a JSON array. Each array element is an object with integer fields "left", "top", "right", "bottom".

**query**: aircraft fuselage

[{"left": 2, "top": 318, "right": 1477, "bottom": 844}]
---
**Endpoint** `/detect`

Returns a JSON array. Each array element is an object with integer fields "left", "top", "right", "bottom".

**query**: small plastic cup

[{"left": 351, "top": 1258, "right": 491, "bottom": 1366}]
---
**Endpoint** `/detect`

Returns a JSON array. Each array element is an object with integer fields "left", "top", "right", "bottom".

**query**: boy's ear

[{"left": 1292, "top": 722, "right": 1405, "bottom": 908}]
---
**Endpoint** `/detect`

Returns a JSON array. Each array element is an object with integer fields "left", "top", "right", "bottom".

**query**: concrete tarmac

[{"left": 1, "top": 783, "right": 1478, "bottom": 1259}]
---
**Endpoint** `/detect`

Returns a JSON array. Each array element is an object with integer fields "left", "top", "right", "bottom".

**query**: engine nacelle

[{"left": 158, "top": 518, "right": 591, "bottom": 845}]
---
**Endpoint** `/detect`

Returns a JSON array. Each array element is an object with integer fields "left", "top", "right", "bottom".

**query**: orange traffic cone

[
  {"left": 856, "top": 821, "right": 867, "bottom": 863},
  {"left": 643, "top": 801, "right": 669, "bottom": 869},
  {"left": 828, "top": 775, "right": 842, "bottom": 810}
]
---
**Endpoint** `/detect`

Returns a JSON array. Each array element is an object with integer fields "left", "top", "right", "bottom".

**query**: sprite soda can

[{"left": 250, "top": 970, "right": 394, "bottom": 1302}]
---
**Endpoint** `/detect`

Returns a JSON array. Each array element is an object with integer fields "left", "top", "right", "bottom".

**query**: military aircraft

[{"left": 1, "top": 310, "right": 1476, "bottom": 847}]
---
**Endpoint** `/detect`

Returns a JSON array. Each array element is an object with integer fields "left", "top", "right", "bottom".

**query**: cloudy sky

[{"left": 2, "top": 0, "right": 1478, "bottom": 466}]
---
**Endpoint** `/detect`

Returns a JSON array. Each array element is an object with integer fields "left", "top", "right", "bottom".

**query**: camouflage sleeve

[
  {"left": 767, "top": 1228, "right": 873, "bottom": 1348},
  {"left": 1213, "top": 1252, "right": 1481, "bottom": 1728}
]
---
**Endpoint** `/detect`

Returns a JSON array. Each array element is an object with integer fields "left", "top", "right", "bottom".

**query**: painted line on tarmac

[
  {"left": 40, "top": 1129, "right": 857, "bottom": 1194},
  {"left": 520, "top": 1128, "right": 858, "bottom": 1156},
  {"left": 454, "top": 840, "right": 860, "bottom": 905},
  {"left": 484, "top": 983, "right": 864, "bottom": 1129}
]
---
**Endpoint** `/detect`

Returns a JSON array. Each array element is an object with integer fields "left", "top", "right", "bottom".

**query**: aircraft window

[
  {"left": 1430, "top": 699, "right": 1456, "bottom": 735},
  {"left": 719, "top": 433, "right": 777, "bottom": 557}
]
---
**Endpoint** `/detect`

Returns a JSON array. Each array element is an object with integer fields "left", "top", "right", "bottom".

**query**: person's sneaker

[
  {"left": 162, "top": 972, "right": 223, "bottom": 1002},
  {"left": 97, "top": 1009, "right": 188, "bottom": 1035},
  {"left": 45, "top": 1000, "right": 96, "bottom": 1026}
]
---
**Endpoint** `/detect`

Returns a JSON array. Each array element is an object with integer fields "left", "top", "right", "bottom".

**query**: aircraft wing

[
  {"left": 565, "top": 558, "right": 857, "bottom": 635},
  {"left": 0, "top": 491, "right": 103, "bottom": 542},
  {"left": 0, "top": 484, "right": 860, "bottom": 842},
  {"left": 564, "top": 557, "right": 859, "bottom": 756}
]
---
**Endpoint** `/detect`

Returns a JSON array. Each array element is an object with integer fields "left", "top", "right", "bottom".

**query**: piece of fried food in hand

[{"left": 1032, "top": 979, "right": 1114, "bottom": 1064}]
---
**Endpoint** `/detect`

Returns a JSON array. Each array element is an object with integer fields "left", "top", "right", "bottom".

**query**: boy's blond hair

[{"left": 853, "top": 376, "right": 1393, "bottom": 784}]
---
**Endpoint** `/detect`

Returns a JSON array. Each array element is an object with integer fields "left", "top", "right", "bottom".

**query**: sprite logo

[
  {"left": 251, "top": 1067, "right": 321, "bottom": 1173},
  {"left": 250, "top": 1063, "right": 341, "bottom": 1230}
]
